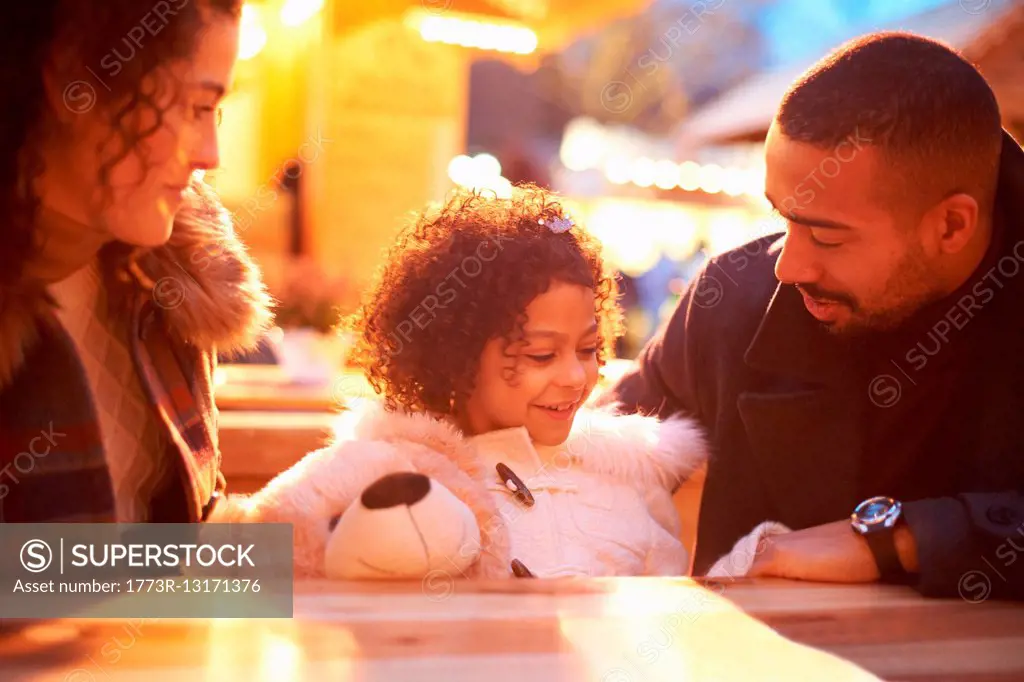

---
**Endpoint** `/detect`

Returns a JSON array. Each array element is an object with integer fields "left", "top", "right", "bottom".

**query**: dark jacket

[
  {"left": 0, "top": 182, "right": 272, "bottom": 523},
  {"left": 601, "top": 129, "right": 1024, "bottom": 601}
]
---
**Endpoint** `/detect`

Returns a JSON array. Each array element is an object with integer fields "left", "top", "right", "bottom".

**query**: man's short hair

[{"left": 776, "top": 31, "right": 1003, "bottom": 217}]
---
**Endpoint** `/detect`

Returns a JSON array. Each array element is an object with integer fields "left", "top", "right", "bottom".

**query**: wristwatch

[{"left": 850, "top": 496, "right": 912, "bottom": 584}]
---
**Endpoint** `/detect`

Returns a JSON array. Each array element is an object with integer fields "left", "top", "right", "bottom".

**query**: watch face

[
  {"left": 861, "top": 499, "right": 892, "bottom": 523},
  {"left": 852, "top": 496, "right": 902, "bottom": 533}
]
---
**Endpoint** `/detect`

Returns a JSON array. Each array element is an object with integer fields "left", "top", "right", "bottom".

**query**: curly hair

[
  {"left": 345, "top": 185, "right": 625, "bottom": 415},
  {"left": 0, "top": 0, "right": 242, "bottom": 285}
]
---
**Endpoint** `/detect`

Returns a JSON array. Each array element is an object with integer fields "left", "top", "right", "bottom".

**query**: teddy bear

[{"left": 232, "top": 401, "right": 512, "bottom": 581}]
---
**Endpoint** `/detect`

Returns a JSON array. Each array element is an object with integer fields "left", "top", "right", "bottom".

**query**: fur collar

[
  {"left": 331, "top": 399, "right": 708, "bottom": 491},
  {"left": 0, "top": 180, "right": 273, "bottom": 388}
]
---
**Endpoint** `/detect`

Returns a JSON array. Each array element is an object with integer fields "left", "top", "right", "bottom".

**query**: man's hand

[{"left": 747, "top": 519, "right": 919, "bottom": 583}]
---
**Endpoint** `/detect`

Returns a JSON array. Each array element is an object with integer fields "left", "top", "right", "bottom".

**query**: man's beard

[
  {"left": 820, "top": 296, "right": 939, "bottom": 338},
  {"left": 817, "top": 247, "right": 942, "bottom": 338}
]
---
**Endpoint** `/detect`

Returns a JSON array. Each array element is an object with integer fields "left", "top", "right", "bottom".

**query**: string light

[
  {"left": 654, "top": 160, "right": 680, "bottom": 190},
  {"left": 678, "top": 161, "right": 701, "bottom": 191},
  {"left": 629, "top": 158, "right": 657, "bottom": 188},
  {"left": 698, "top": 164, "right": 724, "bottom": 194},
  {"left": 448, "top": 153, "right": 512, "bottom": 199},
  {"left": 406, "top": 9, "right": 538, "bottom": 55}
]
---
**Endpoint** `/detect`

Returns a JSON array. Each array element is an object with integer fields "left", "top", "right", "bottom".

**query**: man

[{"left": 601, "top": 32, "right": 1024, "bottom": 600}]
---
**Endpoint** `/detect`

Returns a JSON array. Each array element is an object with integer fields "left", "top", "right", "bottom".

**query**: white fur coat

[{"left": 235, "top": 400, "right": 708, "bottom": 579}]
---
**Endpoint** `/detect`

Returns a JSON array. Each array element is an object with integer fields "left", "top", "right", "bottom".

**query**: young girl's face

[{"left": 461, "top": 280, "right": 600, "bottom": 446}]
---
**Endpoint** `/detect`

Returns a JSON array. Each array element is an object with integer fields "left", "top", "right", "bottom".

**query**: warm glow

[
  {"left": 654, "top": 160, "right": 680, "bottom": 190},
  {"left": 698, "top": 164, "right": 724, "bottom": 194},
  {"left": 204, "top": 620, "right": 359, "bottom": 680},
  {"left": 238, "top": 4, "right": 267, "bottom": 60},
  {"left": 556, "top": 580, "right": 721, "bottom": 682},
  {"left": 209, "top": 90, "right": 258, "bottom": 201},
  {"left": 630, "top": 158, "right": 657, "bottom": 188},
  {"left": 722, "top": 167, "right": 747, "bottom": 197},
  {"left": 258, "top": 632, "right": 306, "bottom": 682},
  {"left": 280, "top": 0, "right": 324, "bottom": 27},
  {"left": 448, "top": 153, "right": 511, "bottom": 199},
  {"left": 473, "top": 153, "right": 502, "bottom": 180},
  {"left": 560, "top": 118, "right": 606, "bottom": 172},
  {"left": 447, "top": 155, "right": 476, "bottom": 186},
  {"left": 706, "top": 209, "right": 760, "bottom": 253},
  {"left": 586, "top": 200, "right": 663, "bottom": 276},
  {"left": 604, "top": 159, "right": 631, "bottom": 185},
  {"left": 555, "top": 579, "right": 882, "bottom": 682},
  {"left": 587, "top": 155, "right": 764, "bottom": 196},
  {"left": 491, "top": 177, "right": 514, "bottom": 199},
  {"left": 406, "top": 9, "right": 538, "bottom": 55},
  {"left": 744, "top": 167, "right": 766, "bottom": 198},
  {"left": 663, "top": 210, "right": 703, "bottom": 261},
  {"left": 678, "top": 161, "right": 701, "bottom": 191}
]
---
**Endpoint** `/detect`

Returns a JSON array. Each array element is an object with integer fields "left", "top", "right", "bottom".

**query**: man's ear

[{"left": 932, "top": 193, "right": 981, "bottom": 255}]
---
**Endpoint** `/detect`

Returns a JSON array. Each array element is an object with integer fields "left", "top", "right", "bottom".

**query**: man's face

[{"left": 764, "top": 122, "right": 944, "bottom": 336}]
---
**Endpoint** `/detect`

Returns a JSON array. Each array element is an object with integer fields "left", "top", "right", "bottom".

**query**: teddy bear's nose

[{"left": 361, "top": 472, "right": 431, "bottom": 509}]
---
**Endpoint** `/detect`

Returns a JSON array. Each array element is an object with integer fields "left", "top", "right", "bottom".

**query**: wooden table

[
  {"left": 2, "top": 578, "right": 1022, "bottom": 681},
  {"left": 213, "top": 364, "right": 348, "bottom": 413},
  {"left": 217, "top": 410, "right": 336, "bottom": 493}
]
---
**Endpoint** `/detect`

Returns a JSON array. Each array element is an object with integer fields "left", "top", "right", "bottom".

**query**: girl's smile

[{"left": 462, "top": 280, "right": 600, "bottom": 446}]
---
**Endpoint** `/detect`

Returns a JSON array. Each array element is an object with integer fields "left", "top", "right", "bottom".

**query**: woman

[{"left": 0, "top": 1, "right": 271, "bottom": 523}]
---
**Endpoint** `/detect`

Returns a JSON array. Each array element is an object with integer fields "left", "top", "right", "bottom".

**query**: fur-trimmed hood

[
  {"left": 318, "top": 399, "right": 708, "bottom": 577},
  {"left": 240, "top": 398, "right": 708, "bottom": 579},
  {"left": 0, "top": 180, "right": 273, "bottom": 388},
  {"left": 332, "top": 399, "right": 709, "bottom": 493}
]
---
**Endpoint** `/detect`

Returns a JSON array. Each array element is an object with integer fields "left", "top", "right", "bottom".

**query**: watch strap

[{"left": 864, "top": 528, "right": 913, "bottom": 584}]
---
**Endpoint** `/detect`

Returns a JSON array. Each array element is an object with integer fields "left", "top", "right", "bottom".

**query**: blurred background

[{"left": 207, "top": 0, "right": 1024, "bottom": 433}]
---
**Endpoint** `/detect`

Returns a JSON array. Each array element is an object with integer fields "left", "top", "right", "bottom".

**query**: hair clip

[{"left": 539, "top": 215, "right": 574, "bottom": 234}]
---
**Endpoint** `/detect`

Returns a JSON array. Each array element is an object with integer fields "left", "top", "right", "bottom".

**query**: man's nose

[{"left": 774, "top": 231, "right": 820, "bottom": 285}]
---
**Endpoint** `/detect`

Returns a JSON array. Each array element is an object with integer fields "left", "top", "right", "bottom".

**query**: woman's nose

[{"left": 190, "top": 125, "right": 221, "bottom": 172}]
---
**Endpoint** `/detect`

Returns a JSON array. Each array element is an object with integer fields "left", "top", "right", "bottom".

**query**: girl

[{"left": 248, "top": 185, "right": 708, "bottom": 578}]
